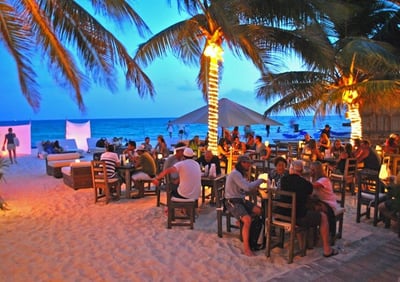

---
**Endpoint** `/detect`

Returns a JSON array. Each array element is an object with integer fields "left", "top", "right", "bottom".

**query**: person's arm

[
  {"left": 152, "top": 166, "right": 177, "bottom": 185},
  {"left": 231, "top": 171, "right": 265, "bottom": 193}
]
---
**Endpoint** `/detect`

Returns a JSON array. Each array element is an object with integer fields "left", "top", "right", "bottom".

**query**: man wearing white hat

[{"left": 153, "top": 148, "right": 201, "bottom": 200}]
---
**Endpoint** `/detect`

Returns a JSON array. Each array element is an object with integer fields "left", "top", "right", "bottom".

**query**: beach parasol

[{"left": 172, "top": 98, "right": 282, "bottom": 128}]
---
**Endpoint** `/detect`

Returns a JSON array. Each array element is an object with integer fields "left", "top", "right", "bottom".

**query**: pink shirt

[{"left": 313, "top": 177, "right": 338, "bottom": 211}]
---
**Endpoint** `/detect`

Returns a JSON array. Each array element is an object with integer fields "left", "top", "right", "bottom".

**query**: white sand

[{"left": 0, "top": 152, "right": 397, "bottom": 281}]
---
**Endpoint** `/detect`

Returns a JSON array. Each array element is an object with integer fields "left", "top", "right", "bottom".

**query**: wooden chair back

[
  {"left": 266, "top": 189, "right": 307, "bottom": 263},
  {"left": 91, "top": 160, "right": 121, "bottom": 204},
  {"left": 216, "top": 183, "right": 238, "bottom": 238}
]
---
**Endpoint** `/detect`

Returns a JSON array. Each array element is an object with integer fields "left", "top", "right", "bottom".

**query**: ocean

[{"left": 22, "top": 115, "right": 350, "bottom": 148}]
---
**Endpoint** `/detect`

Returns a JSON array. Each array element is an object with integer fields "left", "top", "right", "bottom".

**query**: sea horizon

[{"left": 0, "top": 115, "right": 351, "bottom": 148}]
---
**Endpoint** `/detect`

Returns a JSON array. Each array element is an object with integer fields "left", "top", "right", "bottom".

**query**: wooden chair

[
  {"left": 266, "top": 189, "right": 307, "bottom": 264},
  {"left": 330, "top": 158, "right": 358, "bottom": 195},
  {"left": 356, "top": 169, "right": 387, "bottom": 226},
  {"left": 91, "top": 160, "right": 121, "bottom": 204},
  {"left": 329, "top": 176, "right": 346, "bottom": 243},
  {"left": 133, "top": 179, "right": 160, "bottom": 205},
  {"left": 166, "top": 183, "right": 198, "bottom": 229},
  {"left": 216, "top": 184, "right": 240, "bottom": 238}
]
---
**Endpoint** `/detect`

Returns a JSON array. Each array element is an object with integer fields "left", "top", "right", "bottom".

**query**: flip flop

[{"left": 323, "top": 248, "right": 339, "bottom": 258}]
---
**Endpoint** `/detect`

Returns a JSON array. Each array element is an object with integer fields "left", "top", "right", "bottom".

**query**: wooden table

[
  {"left": 201, "top": 174, "right": 226, "bottom": 205},
  {"left": 117, "top": 164, "right": 135, "bottom": 198}
]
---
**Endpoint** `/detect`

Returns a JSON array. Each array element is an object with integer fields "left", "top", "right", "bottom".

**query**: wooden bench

[{"left": 46, "top": 152, "right": 81, "bottom": 178}]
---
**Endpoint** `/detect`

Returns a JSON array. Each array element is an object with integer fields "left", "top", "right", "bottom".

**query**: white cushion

[
  {"left": 334, "top": 207, "right": 345, "bottom": 216},
  {"left": 171, "top": 197, "right": 196, "bottom": 203}
]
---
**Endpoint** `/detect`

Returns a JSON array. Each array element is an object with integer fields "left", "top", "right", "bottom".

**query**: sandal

[{"left": 323, "top": 248, "right": 339, "bottom": 258}]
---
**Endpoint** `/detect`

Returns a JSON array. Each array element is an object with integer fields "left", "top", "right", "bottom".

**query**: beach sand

[{"left": 0, "top": 152, "right": 398, "bottom": 281}]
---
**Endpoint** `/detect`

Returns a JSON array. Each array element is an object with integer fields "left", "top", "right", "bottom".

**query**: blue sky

[{"left": 0, "top": 1, "right": 300, "bottom": 121}]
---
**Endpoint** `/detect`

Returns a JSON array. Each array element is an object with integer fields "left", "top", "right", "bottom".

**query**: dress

[
  {"left": 100, "top": 151, "right": 119, "bottom": 178},
  {"left": 174, "top": 159, "right": 201, "bottom": 199}
]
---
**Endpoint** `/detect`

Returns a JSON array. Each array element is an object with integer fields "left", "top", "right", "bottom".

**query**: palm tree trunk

[
  {"left": 207, "top": 56, "right": 220, "bottom": 155},
  {"left": 346, "top": 102, "right": 363, "bottom": 141}
]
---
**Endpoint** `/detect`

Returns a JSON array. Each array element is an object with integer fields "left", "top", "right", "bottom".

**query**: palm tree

[
  {"left": 134, "top": 0, "right": 330, "bottom": 154},
  {"left": 256, "top": 0, "right": 400, "bottom": 141},
  {"left": 1, "top": 0, "right": 155, "bottom": 111}
]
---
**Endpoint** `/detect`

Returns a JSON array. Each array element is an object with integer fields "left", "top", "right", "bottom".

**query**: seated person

[
  {"left": 356, "top": 140, "right": 380, "bottom": 172},
  {"left": 123, "top": 140, "right": 137, "bottom": 163},
  {"left": 231, "top": 136, "right": 246, "bottom": 154},
  {"left": 383, "top": 133, "right": 399, "bottom": 155},
  {"left": 245, "top": 134, "right": 256, "bottom": 151},
  {"left": 188, "top": 135, "right": 201, "bottom": 157},
  {"left": 224, "top": 155, "right": 266, "bottom": 256},
  {"left": 318, "top": 133, "right": 331, "bottom": 153},
  {"left": 330, "top": 139, "right": 345, "bottom": 159},
  {"left": 268, "top": 156, "right": 288, "bottom": 189},
  {"left": 231, "top": 126, "right": 240, "bottom": 141},
  {"left": 303, "top": 133, "right": 312, "bottom": 145},
  {"left": 331, "top": 143, "right": 353, "bottom": 174},
  {"left": 142, "top": 137, "right": 152, "bottom": 152},
  {"left": 310, "top": 161, "right": 338, "bottom": 240},
  {"left": 132, "top": 145, "right": 157, "bottom": 181},
  {"left": 217, "top": 138, "right": 230, "bottom": 162},
  {"left": 163, "top": 142, "right": 186, "bottom": 184},
  {"left": 197, "top": 150, "right": 221, "bottom": 176},
  {"left": 52, "top": 140, "right": 64, "bottom": 153},
  {"left": 254, "top": 135, "right": 271, "bottom": 160},
  {"left": 280, "top": 160, "right": 338, "bottom": 257},
  {"left": 153, "top": 148, "right": 201, "bottom": 200},
  {"left": 152, "top": 135, "right": 170, "bottom": 159},
  {"left": 100, "top": 144, "right": 121, "bottom": 179},
  {"left": 303, "top": 139, "right": 324, "bottom": 162}
]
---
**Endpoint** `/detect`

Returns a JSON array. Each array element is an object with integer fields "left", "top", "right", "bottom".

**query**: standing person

[
  {"left": 280, "top": 160, "right": 338, "bottom": 257},
  {"left": 321, "top": 124, "right": 331, "bottom": 138},
  {"left": 153, "top": 148, "right": 201, "bottom": 200},
  {"left": 255, "top": 135, "right": 271, "bottom": 160},
  {"left": 142, "top": 137, "right": 152, "bottom": 152},
  {"left": 224, "top": 155, "right": 266, "bottom": 256},
  {"left": 166, "top": 120, "right": 174, "bottom": 138},
  {"left": 2, "top": 128, "right": 17, "bottom": 164},
  {"left": 265, "top": 124, "right": 270, "bottom": 137}
]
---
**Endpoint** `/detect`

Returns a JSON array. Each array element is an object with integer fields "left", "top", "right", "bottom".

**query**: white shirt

[{"left": 174, "top": 159, "right": 201, "bottom": 199}]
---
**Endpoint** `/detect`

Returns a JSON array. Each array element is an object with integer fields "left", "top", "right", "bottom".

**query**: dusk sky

[{"left": 0, "top": 1, "right": 301, "bottom": 121}]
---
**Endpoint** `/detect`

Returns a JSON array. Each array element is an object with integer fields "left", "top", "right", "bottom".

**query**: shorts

[
  {"left": 7, "top": 144, "right": 16, "bottom": 151},
  {"left": 225, "top": 198, "right": 256, "bottom": 220},
  {"left": 296, "top": 210, "right": 321, "bottom": 228}
]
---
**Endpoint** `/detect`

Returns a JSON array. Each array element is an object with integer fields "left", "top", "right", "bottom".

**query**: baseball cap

[
  {"left": 237, "top": 155, "right": 253, "bottom": 163},
  {"left": 136, "top": 145, "right": 146, "bottom": 151},
  {"left": 174, "top": 142, "right": 187, "bottom": 151}
]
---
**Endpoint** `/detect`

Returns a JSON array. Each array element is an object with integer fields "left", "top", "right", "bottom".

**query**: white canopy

[
  {"left": 0, "top": 122, "right": 31, "bottom": 155},
  {"left": 66, "top": 120, "right": 91, "bottom": 152}
]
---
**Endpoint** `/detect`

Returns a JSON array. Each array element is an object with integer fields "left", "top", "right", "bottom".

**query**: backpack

[{"left": 249, "top": 216, "right": 265, "bottom": 251}]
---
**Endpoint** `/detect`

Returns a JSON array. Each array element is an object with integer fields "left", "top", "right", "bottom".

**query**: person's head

[
  {"left": 204, "top": 150, "right": 214, "bottom": 162},
  {"left": 8, "top": 128, "right": 13, "bottom": 133},
  {"left": 144, "top": 137, "right": 150, "bottom": 144},
  {"left": 174, "top": 142, "right": 186, "bottom": 158},
  {"left": 193, "top": 135, "right": 199, "bottom": 142},
  {"left": 233, "top": 126, "right": 239, "bottom": 132},
  {"left": 157, "top": 135, "right": 165, "bottom": 143},
  {"left": 310, "top": 161, "right": 326, "bottom": 179},
  {"left": 291, "top": 160, "right": 304, "bottom": 175},
  {"left": 344, "top": 143, "right": 353, "bottom": 155},
  {"left": 183, "top": 148, "right": 194, "bottom": 159},
  {"left": 304, "top": 133, "right": 311, "bottom": 141},
  {"left": 361, "top": 140, "right": 371, "bottom": 149},
  {"left": 128, "top": 140, "right": 136, "bottom": 149},
  {"left": 218, "top": 138, "right": 227, "bottom": 147},
  {"left": 235, "top": 155, "right": 253, "bottom": 176},
  {"left": 106, "top": 144, "right": 115, "bottom": 152},
  {"left": 333, "top": 139, "right": 342, "bottom": 148},
  {"left": 274, "top": 156, "right": 287, "bottom": 174},
  {"left": 255, "top": 135, "right": 262, "bottom": 144},
  {"left": 324, "top": 124, "right": 331, "bottom": 131},
  {"left": 309, "top": 139, "right": 317, "bottom": 149}
]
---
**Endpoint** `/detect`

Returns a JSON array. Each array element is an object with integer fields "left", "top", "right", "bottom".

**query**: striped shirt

[{"left": 100, "top": 152, "right": 119, "bottom": 178}]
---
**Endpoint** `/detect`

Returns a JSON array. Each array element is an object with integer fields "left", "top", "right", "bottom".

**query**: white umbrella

[{"left": 172, "top": 98, "right": 282, "bottom": 127}]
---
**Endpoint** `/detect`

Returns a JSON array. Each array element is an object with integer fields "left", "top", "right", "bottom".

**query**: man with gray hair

[{"left": 280, "top": 160, "right": 338, "bottom": 257}]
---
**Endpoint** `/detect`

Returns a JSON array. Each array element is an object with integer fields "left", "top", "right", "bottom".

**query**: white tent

[
  {"left": 65, "top": 120, "right": 91, "bottom": 152},
  {"left": 0, "top": 122, "right": 31, "bottom": 155}
]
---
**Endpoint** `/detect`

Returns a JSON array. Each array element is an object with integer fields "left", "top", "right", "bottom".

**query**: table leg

[{"left": 125, "top": 169, "right": 131, "bottom": 198}]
